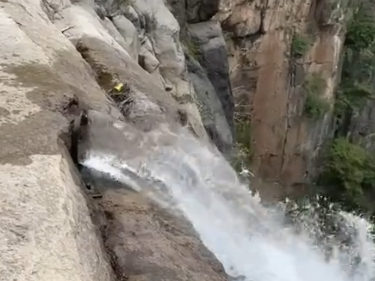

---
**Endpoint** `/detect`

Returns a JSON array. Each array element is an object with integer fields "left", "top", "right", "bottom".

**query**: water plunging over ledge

[{"left": 79, "top": 110, "right": 375, "bottom": 281}]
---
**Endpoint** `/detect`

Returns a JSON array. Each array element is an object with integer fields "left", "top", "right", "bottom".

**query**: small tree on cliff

[{"left": 318, "top": 138, "right": 375, "bottom": 212}]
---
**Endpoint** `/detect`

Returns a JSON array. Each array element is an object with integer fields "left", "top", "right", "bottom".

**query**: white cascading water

[{"left": 82, "top": 125, "right": 375, "bottom": 281}]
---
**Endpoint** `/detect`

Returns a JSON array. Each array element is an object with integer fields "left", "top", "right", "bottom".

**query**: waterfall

[{"left": 80, "top": 119, "right": 375, "bottom": 281}]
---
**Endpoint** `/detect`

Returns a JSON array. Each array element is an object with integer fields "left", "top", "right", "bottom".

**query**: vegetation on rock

[
  {"left": 315, "top": 1, "right": 375, "bottom": 214},
  {"left": 303, "top": 73, "right": 330, "bottom": 119},
  {"left": 291, "top": 33, "right": 311, "bottom": 58},
  {"left": 317, "top": 138, "right": 375, "bottom": 212},
  {"left": 335, "top": 1, "right": 375, "bottom": 120},
  {"left": 184, "top": 39, "right": 200, "bottom": 60},
  {"left": 344, "top": 3, "right": 375, "bottom": 52},
  {"left": 232, "top": 119, "right": 253, "bottom": 172},
  {"left": 231, "top": 87, "right": 253, "bottom": 173}
]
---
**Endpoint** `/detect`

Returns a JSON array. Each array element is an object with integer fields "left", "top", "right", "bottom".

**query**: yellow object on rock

[{"left": 114, "top": 83, "right": 124, "bottom": 92}]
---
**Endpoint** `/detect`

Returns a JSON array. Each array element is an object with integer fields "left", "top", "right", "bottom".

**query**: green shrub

[
  {"left": 231, "top": 119, "right": 253, "bottom": 173},
  {"left": 303, "top": 73, "right": 330, "bottom": 119},
  {"left": 318, "top": 138, "right": 375, "bottom": 211},
  {"left": 339, "top": 81, "right": 373, "bottom": 109},
  {"left": 319, "top": 1, "right": 375, "bottom": 214},
  {"left": 345, "top": 4, "right": 375, "bottom": 51},
  {"left": 291, "top": 34, "right": 311, "bottom": 58},
  {"left": 235, "top": 119, "right": 252, "bottom": 149},
  {"left": 335, "top": 2, "right": 375, "bottom": 120},
  {"left": 304, "top": 94, "right": 330, "bottom": 119}
]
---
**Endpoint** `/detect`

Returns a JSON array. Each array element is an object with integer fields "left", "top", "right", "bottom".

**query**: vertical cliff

[
  {"left": 215, "top": 0, "right": 348, "bottom": 186},
  {"left": 166, "top": 0, "right": 234, "bottom": 155}
]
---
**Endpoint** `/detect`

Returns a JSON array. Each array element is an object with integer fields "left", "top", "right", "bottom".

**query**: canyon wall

[{"left": 216, "top": 0, "right": 348, "bottom": 186}]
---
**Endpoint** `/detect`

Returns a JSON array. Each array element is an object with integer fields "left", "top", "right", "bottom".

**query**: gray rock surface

[
  {"left": 186, "top": 0, "right": 220, "bottom": 23},
  {"left": 166, "top": 0, "right": 220, "bottom": 24},
  {"left": 130, "top": 0, "right": 208, "bottom": 139},
  {"left": 0, "top": 0, "right": 232, "bottom": 280},
  {"left": 220, "top": 3, "right": 262, "bottom": 37},
  {"left": 111, "top": 14, "right": 140, "bottom": 59},
  {"left": 186, "top": 53, "right": 233, "bottom": 154},
  {"left": 189, "top": 20, "right": 235, "bottom": 133},
  {"left": 0, "top": 1, "right": 118, "bottom": 280},
  {"left": 102, "top": 16, "right": 137, "bottom": 58},
  {"left": 53, "top": 0, "right": 207, "bottom": 138}
]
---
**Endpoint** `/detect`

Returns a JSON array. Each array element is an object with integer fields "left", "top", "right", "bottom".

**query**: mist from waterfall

[{"left": 81, "top": 125, "right": 375, "bottom": 281}]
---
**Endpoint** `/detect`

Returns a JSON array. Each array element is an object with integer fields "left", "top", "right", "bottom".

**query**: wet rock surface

[
  {"left": 92, "top": 188, "right": 227, "bottom": 281},
  {"left": 0, "top": 0, "right": 233, "bottom": 280},
  {"left": 74, "top": 109, "right": 229, "bottom": 281}
]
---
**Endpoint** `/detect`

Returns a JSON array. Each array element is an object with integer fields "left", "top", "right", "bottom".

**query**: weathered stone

[
  {"left": 131, "top": 0, "right": 208, "bottom": 139},
  {"left": 186, "top": 0, "right": 220, "bottom": 23},
  {"left": 139, "top": 37, "right": 160, "bottom": 73},
  {"left": 189, "top": 21, "right": 234, "bottom": 133},
  {"left": 0, "top": 0, "right": 229, "bottom": 280},
  {"left": 111, "top": 14, "right": 140, "bottom": 59},
  {"left": 165, "top": 0, "right": 188, "bottom": 37},
  {"left": 122, "top": 5, "right": 142, "bottom": 31},
  {"left": 221, "top": 5, "right": 261, "bottom": 37},
  {"left": 102, "top": 16, "right": 138, "bottom": 59},
  {"left": 217, "top": 0, "right": 345, "bottom": 185},
  {"left": 139, "top": 47, "right": 160, "bottom": 73},
  {"left": 0, "top": 1, "right": 118, "bottom": 280},
  {"left": 186, "top": 52, "right": 233, "bottom": 155},
  {"left": 166, "top": 0, "right": 220, "bottom": 25},
  {"left": 100, "top": 189, "right": 228, "bottom": 281}
]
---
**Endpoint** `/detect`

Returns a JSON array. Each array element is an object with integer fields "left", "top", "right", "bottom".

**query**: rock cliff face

[
  {"left": 216, "top": 0, "right": 348, "bottom": 186},
  {"left": 166, "top": 0, "right": 234, "bottom": 154},
  {"left": 0, "top": 0, "right": 232, "bottom": 280}
]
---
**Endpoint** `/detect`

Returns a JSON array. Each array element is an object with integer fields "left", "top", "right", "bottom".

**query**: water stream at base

[{"left": 81, "top": 126, "right": 375, "bottom": 281}]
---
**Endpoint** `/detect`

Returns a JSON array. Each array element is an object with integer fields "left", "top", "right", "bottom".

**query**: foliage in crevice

[
  {"left": 291, "top": 33, "right": 312, "bottom": 58},
  {"left": 303, "top": 73, "right": 330, "bottom": 119},
  {"left": 232, "top": 119, "right": 253, "bottom": 173},
  {"left": 231, "top": 87, "right": 253, "bottom": 174},
  {"left": 184, "top": 39, "right": 200, "bottom": 60}
]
